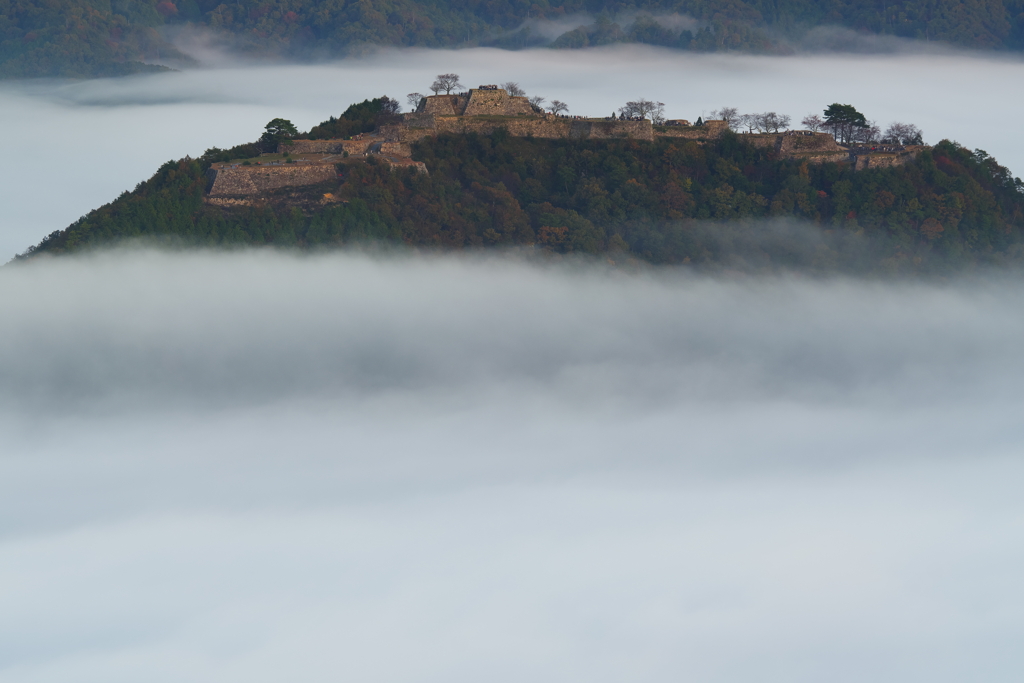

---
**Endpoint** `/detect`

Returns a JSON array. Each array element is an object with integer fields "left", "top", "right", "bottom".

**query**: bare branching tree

[
  {"left": 739, "top": 113, "right": 757, "bottom": 133},
  {"left": 618, "top": 98, "right": 663, "bottom": 120},
  {"left": 549, "top": 99, "right": 569, "bottom": 115},
  {"left": 381, "top": 96, "right": 400, "bottom": 116},
  {"left": 407, "top": 93, "right": 425, "bottom": 110},
  {"left": 850, "top": 120, "right": 880, "bottom": 144},
  {"left": 882, "top": 122, "right": 924, "bottom": 145},
  {"left": 431, "top": 73, "right": 463, "bottom": 95},
  {"left": 801, "top": 114, "right": 824, "bottom": 132},
  {"left": 377, "top": 96, "right": 402, "bottom": 124},
  {"left": 712, "top": 107, "right": 740, "bottom": 128},
  {"left": 501, "top": 81, "right": 525, "bottom": 97},
  {"left": 650, "top": 102, "right": 666, "bottom": 124},
  {"left": 528, "top": 95, "right": 546, "bottom": 111},
  {"left": 758, "top": 112, "right": 791, "bottom": 133}
]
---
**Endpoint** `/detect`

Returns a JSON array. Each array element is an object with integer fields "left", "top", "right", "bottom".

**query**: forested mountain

[
  {"left": 17, "top": 100, "right": 1024, "bottom": 273},
  {"left": 3, "top": 0, "right": 1024, "bottom": 78}
]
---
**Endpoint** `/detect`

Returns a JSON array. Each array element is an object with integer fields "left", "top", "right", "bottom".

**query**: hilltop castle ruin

[{"left": 205, "top": 87, "right": 922, "bottom": 201}]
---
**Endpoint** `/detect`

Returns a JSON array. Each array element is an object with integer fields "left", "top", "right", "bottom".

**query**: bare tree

[
  {"left": 431, "top": 73, "right": 463, "bottom": 95},
  {"left": 882, "top": 122, "right": 923, "bottom": 145},
  {"left": 758, "top": 112, "right": 790, "bottom": 133},
  {"left": 739, "top": 113, "right": 757, "bottom": 133},
  {"left": 851, "top": 120, "right": 880, "bottom": 144},
  {"left": 712, "top": 107, "right": 740, "bottom": 128},
  {"left": 501, "top": 81, "right": 525, "bottom": 97},
  {"left": 367, "top": 96, "right": 402, "bottom": 126},
  {"left": 618, "top": 98, "right": 663, "bottom": 120},
  {"left": 801, "top": 114, "right": 824, "bottom": 132},
  {"left": 528, "top": 95, "right": 546, "bottom": 111},
  {"left": 549, "top": 99, "right": 569, "bottom": 115},
  {"left": 650, "top": 102, "right": 666, "bottom": 125},
  {"left": 380, "top": 96, "right": 401, "bottom": 117},
  {"left": 407, "top": 93, "right": 425, "bottom": 110}
]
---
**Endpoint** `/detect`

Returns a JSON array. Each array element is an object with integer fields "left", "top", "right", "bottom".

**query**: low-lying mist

[{"left": 2, "top": 248, "right": 1024, "bottom": 682}]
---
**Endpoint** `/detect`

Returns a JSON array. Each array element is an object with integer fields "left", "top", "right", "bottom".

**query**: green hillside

[
  {"left": 16, "top": 100, "right": 1024, "bottom": 273},
  {"left": 3, "top": 0, "right": 1024, "bottom": 78}
]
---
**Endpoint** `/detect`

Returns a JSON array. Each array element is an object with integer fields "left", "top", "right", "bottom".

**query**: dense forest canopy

[
  {"left": 3, "top": 0, "right": 1024, "bottom": 78},
  {"left": 16, "top": 99, "right": 1024, "bottom": 273}
]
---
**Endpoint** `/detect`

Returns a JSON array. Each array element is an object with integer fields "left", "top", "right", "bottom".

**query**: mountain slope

[
  {"left": 17, "top": 103, "right": 1024, "bottom": 273},
  {"left": 3, "top": 0, "right": 1024, "bottom": 78}
]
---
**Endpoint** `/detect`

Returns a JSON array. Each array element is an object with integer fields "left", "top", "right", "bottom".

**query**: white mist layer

[
  {"left": 3, "top": 45, "right": 1024, "bottom": 259},
  {"left": 2, "top": 249, "right": 1024, "bottom": 682}
]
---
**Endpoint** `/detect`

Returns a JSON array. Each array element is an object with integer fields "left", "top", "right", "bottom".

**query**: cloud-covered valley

[{"left": 2, "top": 250, "right": 1024, "bottom": 682}]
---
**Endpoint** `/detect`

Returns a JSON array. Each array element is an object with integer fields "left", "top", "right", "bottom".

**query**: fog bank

[
  {"left": 3, "top": 45, "right": 1024, "bottom": 259},
  {"left": 2, "top": 250, "right": 1024, "bottom": 682}
]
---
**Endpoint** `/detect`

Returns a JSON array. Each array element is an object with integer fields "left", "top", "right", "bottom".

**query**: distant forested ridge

[
  {"left": 18, "top": 100, "right": 1024, "bottom": 273},
  {"left": 4, "top": 0, "right": 1024, "bottom": 78}
]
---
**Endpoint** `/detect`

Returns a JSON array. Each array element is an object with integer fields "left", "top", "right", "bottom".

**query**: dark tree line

[{"left": 5, "top": 0, "right": 1024, "bottom": 79}]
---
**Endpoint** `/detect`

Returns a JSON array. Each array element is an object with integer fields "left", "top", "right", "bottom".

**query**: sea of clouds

[
  {"left": 2, "top": 44, "right": 1024, "bottom": 682},
  {"left": 2, "top": 249, "right": 1024, "bottom": 682}
]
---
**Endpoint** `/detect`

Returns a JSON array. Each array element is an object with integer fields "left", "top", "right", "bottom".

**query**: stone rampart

[
  {"left": 208, "top": 164, "right": 336, "bottom": 196},
  {"left": 418, "top": 89, "right": 534, "bottom": 117},
  {"left": 851, "top": 149, "right": 920, "bottom": 170},
  {"left": 655, "top": 120, "right": 729, "bottom": 140},
  {"left": 420, "top": 94, "right": 468, "bottom": 116},
  {"left": 390, "top": 115, "right": 653, "bottom": 143},
  {"left": 399, "top": 113, "right": 436, "bottom": 129},
  {"left": 462, "top": 89, "right": 534, "bottom": 116},
  {"left": 283, "top": 139, "right": 345, "bottom": 154},
  {"left": 740, "top": 131, "right": 846, "bottom": 154},
  {"left": 280, "top": 139, "right": 373, "bottom": 155},
  {"left": 380, "top": 141, "right": 412, "bottom": 157},
  {"left": 778, "top": 132, "right": 846, "bottom": 153}
]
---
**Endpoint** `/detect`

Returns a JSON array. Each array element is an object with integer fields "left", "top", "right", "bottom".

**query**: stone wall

[
  {"left": 850, "top": 148, "right": 921, "bottom": 170},
  {"left": 778, "top": 132, "right": 846, "bottom": 153},
  {"left": 280, "top": 138, "right": 373, "bottom": 155},
  {"left": 418, "top": 89, "right": 534, "bottom": 117},
  {"left": 208, "top": 164, "right": 337, "bottom": 196},
  {"left": 385, "top": 159, "right": 429, "bottom": 174},
  {"left": 398, "top": 113, "right": 436, "bottom": 129},
  {"left": 462, "top": 89, "right": 534, "bottom": 116},
  {"left": 655, "top": 120, "right": 729, "bottom": 140},
  {"left": 420, "top": 94, "right": 468, "bottom": 116},
  {"left": 389, "top": 114, "right": 653, "bottom": 144},
  {"left": 740, "top": 131, "right": 846, "bottom": 153},
  {"left": 282, "top": 139, "right": 345, "bottom": 154},
  {"left": 379, "top": 141, "right": 412, "bottom": 157}
]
